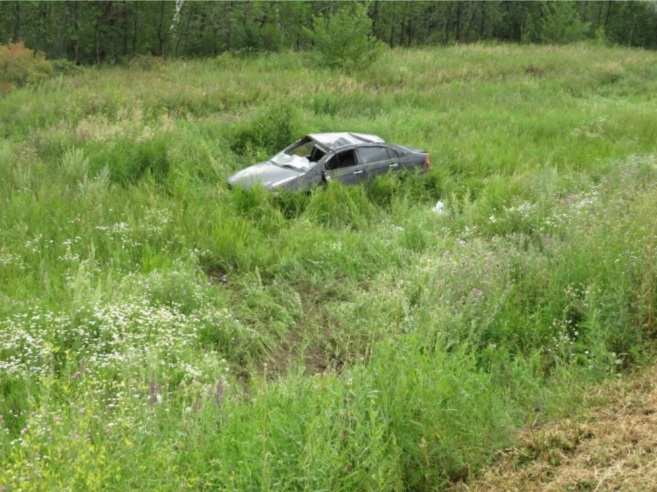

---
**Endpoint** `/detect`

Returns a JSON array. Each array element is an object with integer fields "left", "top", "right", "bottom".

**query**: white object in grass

[{"left": 432, "top": 200, "right": 446, "bottom": 215}]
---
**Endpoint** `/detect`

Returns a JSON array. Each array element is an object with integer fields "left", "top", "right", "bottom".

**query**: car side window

[
  {"left": 326, "top": 150, "right": 357, "bottom": 170},
  {"left": 358, "top": 146, "right": 390, "bottom": 163}
]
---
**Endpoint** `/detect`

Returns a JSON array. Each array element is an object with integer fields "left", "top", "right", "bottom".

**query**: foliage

[
  {"left": 305, "top": 3, "right": 383, "bottom": 70},
  {"left": 0, "top": 42, "right": 52, "bottom": 93},
  {"left": 1, "top": 45, "right": 657, "bottom": 490},
  {"left": 50, "top": 58, "right": 82, "bottom": 75},
  {"left": 86, "top": 136, "right": 171, "bottom": 185},
  {"left": 535, "top": 2, "right": 589, "bottom": 44},
  {"left": 593, "top": 26, "right": 608, "bottom": 46},
  {"left": 127, "top": 54, "right": 164, "bottom": 71},
  {"left": 230, "top": 104, "right": 298, "bottom": 158},
  {"left": 2, "top": 1, "right": 657, "bottom": 64}
]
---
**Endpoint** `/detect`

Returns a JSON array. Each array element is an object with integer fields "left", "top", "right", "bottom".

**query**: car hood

[{"left": 227, "top": 161, "right": 303, "bottom": 189}]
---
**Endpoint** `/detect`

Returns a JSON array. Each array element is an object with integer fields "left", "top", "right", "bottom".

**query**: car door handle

[
  {"left": 353, "top": 170, "right": 364, "bottom": 175},
  {"left": 389, "top": 162, "right": 399, "bottom": 168}
]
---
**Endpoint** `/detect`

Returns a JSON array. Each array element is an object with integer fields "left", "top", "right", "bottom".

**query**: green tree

[
  {"left": 536, "top": 2, "right": 588, "bottom": 44},
  {"left": 2, "top": 1, "right": 657, "bottom": 63},
  {"left": 305, "top": 2, "right": 383, "bottom": 71}
]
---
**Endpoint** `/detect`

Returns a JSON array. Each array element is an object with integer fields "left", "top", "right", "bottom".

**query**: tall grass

[{"left": 2, "top": 44, "right": 657, "bottom": 490}]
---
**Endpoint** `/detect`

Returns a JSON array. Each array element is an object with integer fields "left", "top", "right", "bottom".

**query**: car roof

[{"left": 308, "top": 132, "right": 385, "bottom": 150}]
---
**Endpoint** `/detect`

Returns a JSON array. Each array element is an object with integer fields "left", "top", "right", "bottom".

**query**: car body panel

[
  {"left": 356, "top": 145, "right": 397, "bottom": 179},
  {"left": 323, "top": 148, "right": 370, "bottom": 185},
  {"left": 308, "top": 132, "right": 385, "bottom": 150},
  {"left": 326, "top": 164, "right": 369, "bottom": 185},
  {"left": 227, "top": 162, "right": 302, "bottom": 189},
  {"left": 325, "top": 163, "right": 368, "bottom": 185}
]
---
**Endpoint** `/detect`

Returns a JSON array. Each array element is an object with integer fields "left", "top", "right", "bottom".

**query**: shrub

[
  {"left": 305, "top": 3, "right": 383, "bottom": 71},
  {"left": 230, "top": 104, "right": 297, "bottom": 158},
  {"left": 534, "top": 3, "right": 589, "bottom": 44},
  {"left": 128, "top": 54, "right": 164, "bottom": 71},
  {"left": 272, "top": 190, "right": 309, "bottom": 219},
  {"left": 50, "top": 58, "right": 82, "bottom": 75},
  {"left": 0, "top": 42, "right": 53, "bottom": 91},
  {"left": 87, "top": 137, "right": 170, "bottom": 185},
  {"left": 303, "top": 182, "right": 378, "bottom": 229},
  {"left": 365, "top": 173, "right": 405, "bottom": 209},
  {"left": 228, "top": 186, "right": 286, "bottom": 235},
  {"left": 141, "top": 268, "right": 209, "bottom": 314}
]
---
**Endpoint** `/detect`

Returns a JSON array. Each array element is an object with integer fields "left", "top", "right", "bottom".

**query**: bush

[
  {"left": 51, "top": 58, "right": 82, "bottom": 75},
  {"left": 305, "top": 3, "right": 383, "bottom": 71},
  {"left": 141, "top": 268, "right": 208, "bottom": 314},
  {"left": 127, "top": 54, "right": 164, "bottom": 71},
  {"left": 535, "top": 3, "right": 589, "bottom": 44},
  {"left": 303, "top": 182, "right": 378, "bottom": 229},
  {"left": 0, "top": 42, "right": 53, "bottom": 92},
  {"left": 60, "top": 147, "right": 90, "bottom": 183},
  {"left": 228, "top": 186, "right": 286, "bottom": 235},
  {"left": 230, "top": 104, "right": 297, "bottom": 158},
  {"left": 87, "top": 137, "right": 170, "bottom": 185}
]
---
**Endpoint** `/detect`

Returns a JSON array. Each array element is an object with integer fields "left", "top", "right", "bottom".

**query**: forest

[{"left": 1, "top": 1, "right": 657, "bottom": 64}]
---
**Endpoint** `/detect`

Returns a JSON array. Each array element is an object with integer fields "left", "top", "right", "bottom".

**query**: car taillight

[{"left": 423, "top": 153, "right": 431, "bottom": 170}]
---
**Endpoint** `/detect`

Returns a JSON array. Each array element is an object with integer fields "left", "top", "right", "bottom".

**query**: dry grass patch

[{"left": 454, "top": 365, "right": 657, "bottom": 491}]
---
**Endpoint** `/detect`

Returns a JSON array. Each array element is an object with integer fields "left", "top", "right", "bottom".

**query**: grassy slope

[{"left": 1, "top": 44, "right": 657, "bottom": 490}]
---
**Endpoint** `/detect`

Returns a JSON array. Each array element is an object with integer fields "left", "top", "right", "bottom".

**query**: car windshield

[{"left": 271, "top": 137, "right": 325, "bottom": 171}]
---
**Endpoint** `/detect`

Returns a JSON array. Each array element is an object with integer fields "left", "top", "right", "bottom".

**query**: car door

[
  {"left": 357, "top": 146, "right": 397, "bottom": 178},
  {"left": 323, "top": 149, "right": 369, "bottom": 185}
]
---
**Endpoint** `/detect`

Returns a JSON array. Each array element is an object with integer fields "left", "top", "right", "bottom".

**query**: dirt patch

[
  {"left": 452, "top": 367, "right": 657, "bottom": 491},
  {"left": 525, "top": 65, "right": 546, "bottom": 78},
  {"left": 265, "top": 279, "right": 362, "bottom": 377},
  {"left": 266, "top": 288, "right": 345, "bottom": 377}
]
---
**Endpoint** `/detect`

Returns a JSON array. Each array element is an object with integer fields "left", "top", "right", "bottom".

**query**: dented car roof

[{"left": 308, "top": 132, "right": 385, "bottom": 150}]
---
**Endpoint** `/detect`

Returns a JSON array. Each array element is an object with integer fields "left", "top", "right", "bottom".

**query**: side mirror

[{"left": 322, "top": 170, "right": 331, "bottom": 183}]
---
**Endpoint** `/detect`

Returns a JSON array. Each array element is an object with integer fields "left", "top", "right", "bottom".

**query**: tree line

[{"left": 1, "top": 1, "right": 657, "bottom": 64}]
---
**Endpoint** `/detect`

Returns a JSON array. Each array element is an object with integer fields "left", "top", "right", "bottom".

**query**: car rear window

[{"left": 358, "top": 146, "right": 390, "bottom": 163}]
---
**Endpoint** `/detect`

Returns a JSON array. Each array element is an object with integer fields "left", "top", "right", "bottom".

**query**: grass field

[{"left": 2, "top": 43, "right": 657, "bottom": 490}]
